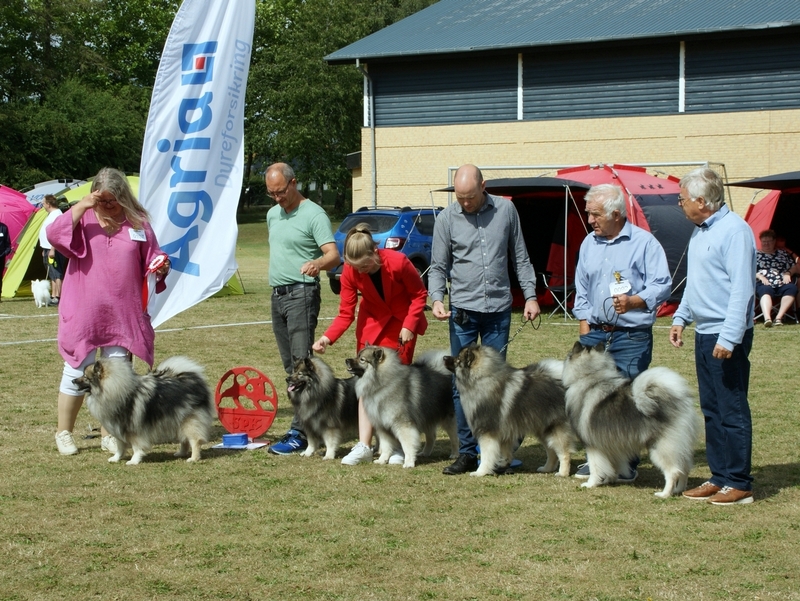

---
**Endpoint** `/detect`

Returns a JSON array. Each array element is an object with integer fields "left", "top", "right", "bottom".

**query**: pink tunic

[{"left": 47, "top": 209, "right": 165, "bottom": 368}]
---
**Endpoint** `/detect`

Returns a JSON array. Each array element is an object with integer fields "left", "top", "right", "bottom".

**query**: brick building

[{"left": 325, "top": 0, "right": 800, "bottom": 215}]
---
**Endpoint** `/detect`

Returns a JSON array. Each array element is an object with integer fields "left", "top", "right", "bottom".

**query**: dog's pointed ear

[
  {"left": 304, "top": 356, "right": 315, "bottom": 370},
  {"left": 364, "top": 341, "right": 373, "bottom": 348},
  {"left": 571, "top": 340, "right": 583, "bottom": 354},
  {"left": 443, "top": 356, "right": 456, "bottom": 373},
  {"left": 374, "top": 347, "right": 384, "bottom": 362},
  {"left": 593, "top": 342, "right": 605, "bottom": 353},
  {"left": 463, "top": 346, "right": 477, "bottom": 367}
]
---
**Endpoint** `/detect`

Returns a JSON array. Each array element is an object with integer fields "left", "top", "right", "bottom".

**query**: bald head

[{"left": 453, "top": 164, "right": 486, "bottom": 214}]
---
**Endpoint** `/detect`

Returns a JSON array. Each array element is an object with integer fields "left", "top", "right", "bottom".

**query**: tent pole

[{"left": 563, "top": 185, "right": 568, "bottom": 321}]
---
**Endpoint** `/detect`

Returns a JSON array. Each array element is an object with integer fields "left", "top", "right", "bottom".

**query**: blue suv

[{"left": 327, "top": 206, "right": 441, "bottom": 294}]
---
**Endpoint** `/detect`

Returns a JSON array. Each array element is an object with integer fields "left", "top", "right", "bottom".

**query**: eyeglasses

[
  {"left": 97, "top": 197, "right": 118, "bottom": 205},
  {"left": 267, "top": 179, "right": 294, "bottom": 199},
  {"left": 677, "top": 196, "right": 694, "bottom": 206}
]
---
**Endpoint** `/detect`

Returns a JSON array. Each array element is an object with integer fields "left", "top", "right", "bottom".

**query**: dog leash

[{"left": 499, "top": 313, "right": 541, "bottom": 354}]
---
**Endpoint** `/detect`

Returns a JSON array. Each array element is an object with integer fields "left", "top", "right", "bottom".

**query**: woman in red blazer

[{"left": 312, "top": 223, "right": 429, "bottom": 465}]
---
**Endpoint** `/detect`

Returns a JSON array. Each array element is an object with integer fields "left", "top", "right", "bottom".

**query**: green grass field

[{"left": 1, "top": 210, "right": 799, "bottom": 600}]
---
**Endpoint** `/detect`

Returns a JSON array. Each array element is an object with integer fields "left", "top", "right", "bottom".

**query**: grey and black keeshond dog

[
  {"left": 73, "top": 356, "right": 216, "bottom": 465},
  {"left": 286, "top": 355, "right": 359, "bottom": 459},
  {"left": 345, "top": 345, "right": 458, "bottom": 468},
  {"left": 444, "top": 344, "right": 573, "bottom": 477},
  {"left": 561, "top": 342, "right": 700, "bottom": 498}
]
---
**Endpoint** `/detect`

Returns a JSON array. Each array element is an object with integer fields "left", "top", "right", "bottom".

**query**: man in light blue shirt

[
  {"left": 670, "top": 168, "right": 756, "bottom": 505},
  {"left": 572, "top": 183, "right": 672, "bottom": 480}
]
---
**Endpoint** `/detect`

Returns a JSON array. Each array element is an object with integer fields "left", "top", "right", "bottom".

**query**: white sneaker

[
  {"left": 55, "top": 430, "right": 78, "bottom": 455},
  {"left": 388, "top": 451, "right": 405, "bottom": 465},
  {"left": 101, "top": 435, "right": 118, "bottom": 454},
  {"left": 341, "top": 442, "right": 373, "bottom": 465}
]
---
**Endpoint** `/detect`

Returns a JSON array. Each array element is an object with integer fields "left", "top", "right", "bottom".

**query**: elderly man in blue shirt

[
  {"left": 670, "top": 168, "right": 756, "bottom": 506},
  {"left": 572, "top": 183, "right": 672, "bottom": 481},
  {"left": 429, "top": 164, "right": 540, "bottom": 475}
]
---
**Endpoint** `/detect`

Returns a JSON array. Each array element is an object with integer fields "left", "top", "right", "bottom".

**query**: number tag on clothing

[
  {"left": 129, "top": 229, "right": 146, "bottom": 242},
  {"left": 609, "top": 279, "right": 632, "bottom": 296}
]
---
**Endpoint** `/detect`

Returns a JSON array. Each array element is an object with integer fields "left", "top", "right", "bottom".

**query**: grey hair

[
  {"left": 268, "top": 163, "right": 296, "bottom": 182},
  {"left": 680, "top": 168, "right": 725, "bottom": 211},
  {"left": 585, "top": 184, "right": 627, "bottom": 219}
]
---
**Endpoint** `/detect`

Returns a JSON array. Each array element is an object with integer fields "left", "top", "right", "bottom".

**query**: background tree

[
  {"left": 245, "top": 0, "right": 437, "bottom": 209},
  {"left": 0, "top": 0, "right": 434, "bottom": 198}
]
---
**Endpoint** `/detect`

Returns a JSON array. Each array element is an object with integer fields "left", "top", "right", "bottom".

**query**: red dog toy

[{"left": 215, "top": 366, "right": 278, "bottom": 439}]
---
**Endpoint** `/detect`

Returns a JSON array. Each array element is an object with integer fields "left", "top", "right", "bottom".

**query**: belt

[
  {"left": 589, "top": 323, "right": 650, "bottom": 333},
  {"left": 273, "top": 281, "right": 319, "bottom": 296}
]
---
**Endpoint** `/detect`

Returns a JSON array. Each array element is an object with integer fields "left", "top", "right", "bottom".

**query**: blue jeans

[
  {"left": 271, "top": 284, "right": 321, "bottom": 434},
  {"left": 695, "top": 329, "right": 754, "bottom": 491},
  {"left": 449, "top": 307, "right": 511, "bottom": 456},
  {"left": 579, "top": 327, "right": 653, "bottom": 380}
]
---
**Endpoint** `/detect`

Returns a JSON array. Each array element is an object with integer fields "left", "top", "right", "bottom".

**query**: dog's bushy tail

[
  {"left": 536, "top": 358, "right": 564, "bottom": 382},
  {"left": 631, "top": 367, "right": 694, "bottom": 416},
  {"left": 155, "top": 356, "right": 206, "bottom": 377},
  {"left": 414, "top": 350, "right": 451, "bottom": 377}
]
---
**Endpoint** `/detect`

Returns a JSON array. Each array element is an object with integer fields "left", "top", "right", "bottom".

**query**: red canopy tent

[
  {"left": 731, "top": 170, "right": 800, "bottom": 251},
  {"left": 0, "top": 185, "right": 35, "bottom": 272}
]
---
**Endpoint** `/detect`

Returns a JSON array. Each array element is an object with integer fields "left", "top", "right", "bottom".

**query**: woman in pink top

[
  {"left": 48, "top": 168, "right": 170, "bottom": 456},
  {"left": 312, "top": 224, "right": 428, "bottom": 465}
]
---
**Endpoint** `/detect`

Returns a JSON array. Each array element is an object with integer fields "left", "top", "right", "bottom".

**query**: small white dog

[{"left": 31, "top": 279, "right": 51, "bottom": 308}]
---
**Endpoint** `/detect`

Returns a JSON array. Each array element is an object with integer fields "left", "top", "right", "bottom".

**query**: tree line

[{"left": 0, "top": 0, "right": 435, "bottom": 201}]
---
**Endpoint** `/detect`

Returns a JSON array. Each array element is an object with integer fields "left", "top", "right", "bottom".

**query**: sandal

[
  {"left": 775, "top": 319, "right": 783, "bottom": 326},
  {"left": 764, "top": 319, "right": 773, "bottom": 328}
]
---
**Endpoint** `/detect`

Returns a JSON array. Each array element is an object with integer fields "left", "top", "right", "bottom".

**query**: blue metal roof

[{"left": 325, "top": 0, "right": 800, "bottom": 64}]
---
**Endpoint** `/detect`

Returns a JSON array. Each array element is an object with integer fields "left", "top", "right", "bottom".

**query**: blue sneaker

[{"left": 268, "top": 429, "right": 307, "bottom": 455}]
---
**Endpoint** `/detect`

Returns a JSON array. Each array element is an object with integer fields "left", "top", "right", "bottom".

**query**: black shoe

[{"left": 442, "top": 453, "right": 478, "bottom": 475}]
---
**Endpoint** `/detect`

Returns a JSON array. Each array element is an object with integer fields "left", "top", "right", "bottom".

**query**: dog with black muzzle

[
  {"left": 444, "top": 344, "right": 573, "bottom": 477},
  {"left": 286, "top": 355, "right": 359, "bottom": 459},
  {"left": 561, "top": 342, "right": 700, "bottom": 498},
  {"left": 345, "top": 345, "right": 458, "bottom": 468},
  {"left": 73, "top": 356, "right": 216, "bottom": 465}
]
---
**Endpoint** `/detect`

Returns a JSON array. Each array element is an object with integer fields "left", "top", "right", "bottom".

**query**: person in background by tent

[
  {"left": 0, "top": 219, "right": 11, "bottom": 301},
  {"left": 39, "top": 194, "right": 65, "bottom": 306},
  {"left": 572, "top": 183, "right": 672, "bottom": 482},
  {"left": 755, "top": 229, "right": 798, "bottom": 327},
  {"left": 47, "top": 167, "right": 170, "bottom": 456}
]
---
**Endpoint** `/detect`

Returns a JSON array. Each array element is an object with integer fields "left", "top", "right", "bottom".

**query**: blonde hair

[
  {"left": 344, "top": 223, "right": 378, "bottom": 264},
  {"left": 91, "top": 167, "right": 150, "bottom": 230}
]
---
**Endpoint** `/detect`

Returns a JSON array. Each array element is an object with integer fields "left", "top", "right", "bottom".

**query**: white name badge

[
  {"left": 129, "top": 229, "right": 146, "bottom": 242},
  {"left": 609, "top": 279, "right": 632, "bottom": 296}
]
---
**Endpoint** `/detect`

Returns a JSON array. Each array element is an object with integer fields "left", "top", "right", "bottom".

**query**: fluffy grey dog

[
  {"left": 345, "top": 345, "right": 458, "bottom": 468},
  {"left": 561, "top": 342, "right": 700, "bottom": 498},
  {"left": 73, "top": 356, "right": 216, "bottom": 465},
  {"left": 286, "top": 355, "right": 359, "bottom": 459},
  {"left": 444, "top": 344, "right": 573, "bottom": 477}
]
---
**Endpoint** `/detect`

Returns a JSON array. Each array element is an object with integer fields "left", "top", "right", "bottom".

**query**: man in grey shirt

[{"left": 429, "top": 164, "right": 540, "bottom": 475}]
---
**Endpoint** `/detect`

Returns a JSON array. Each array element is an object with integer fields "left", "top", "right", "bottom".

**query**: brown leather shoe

[
  {"left": 707, "top": 486, "right": 754, "bottom": 505},
  {"left": 682, "top": 481, "right": 721, "bottom": 500}
]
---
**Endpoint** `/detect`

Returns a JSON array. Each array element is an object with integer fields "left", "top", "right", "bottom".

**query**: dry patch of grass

[{"left": 1, "top": 216, "right": 799, "bottom": 600}]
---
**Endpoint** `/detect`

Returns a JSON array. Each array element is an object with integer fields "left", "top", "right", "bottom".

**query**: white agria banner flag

[{"left": 139, "top": 0, "right": 255, "bottom": 327}]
